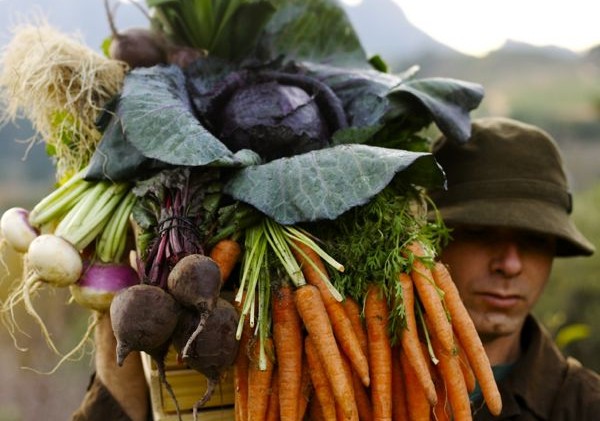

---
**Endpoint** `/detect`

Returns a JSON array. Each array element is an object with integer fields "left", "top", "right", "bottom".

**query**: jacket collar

[{"left": 499, "top": 315, "right": 568, "bottom": 419}]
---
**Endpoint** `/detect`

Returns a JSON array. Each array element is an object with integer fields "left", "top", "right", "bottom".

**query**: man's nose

[{"left": 490, "top": 241, "right": 523, "bottom": 277}]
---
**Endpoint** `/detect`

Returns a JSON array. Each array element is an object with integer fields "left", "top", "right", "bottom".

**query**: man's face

[{"left": 439, "top": 225, "right": 556, "bottom": 342}]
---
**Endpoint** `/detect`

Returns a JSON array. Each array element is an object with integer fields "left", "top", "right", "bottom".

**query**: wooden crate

[{"left": 142, "top": 346, "right": 235, "bottom": 420}]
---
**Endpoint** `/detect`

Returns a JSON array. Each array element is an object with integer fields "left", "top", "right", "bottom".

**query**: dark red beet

[
  {"left": 167, "top": 254, "right": 222, "bottom": 358},
  {"left": 109, "top": 284, "right": 183, "bottom": 418},
  {"left": 167, "top": 45, "right": 206, "bottom": 69},
  {"left": 110, "top": 284, "right": 180, "bottom": 363},
  {"left": 104, "top": 0, "right": 167, "bottom": 68},
  {"left": 172, "top": 298, "right": 239, "bottom": 418},
  {"left": 110, "top": 28, "right": 168, "bottom": 68}
]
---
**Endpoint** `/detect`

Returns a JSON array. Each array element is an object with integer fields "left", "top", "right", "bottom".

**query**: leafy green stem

[
  {"left": 96, "top": 191, "right": 136, "bottom": 263},
  {"left": 28, "top": 168, "right": 89, "bottom": 227}
]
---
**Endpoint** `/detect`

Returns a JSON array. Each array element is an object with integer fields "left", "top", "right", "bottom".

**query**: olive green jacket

[{"left": 472, "top": 316, "right": 600, "bottom": 420}]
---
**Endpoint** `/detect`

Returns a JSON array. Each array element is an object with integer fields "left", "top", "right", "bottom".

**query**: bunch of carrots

[{"left": 217, "top": 214, "right": 502, "bottom": 421}]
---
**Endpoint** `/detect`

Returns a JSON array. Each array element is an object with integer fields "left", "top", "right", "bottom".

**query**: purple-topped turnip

[{"left": 70, "top": 261, "right": 140, "bottom": 312}]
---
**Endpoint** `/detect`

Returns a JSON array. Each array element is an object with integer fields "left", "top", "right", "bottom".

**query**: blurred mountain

[
  {"left": 341, "top": 0, "right": 466, "bottom": 65},
  {"left": 497, "top": 39, "right": 580, "bottom": 60}
]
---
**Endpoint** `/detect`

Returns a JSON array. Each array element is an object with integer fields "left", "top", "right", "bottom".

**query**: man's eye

[
  {"left": 454, "top": 226, "right": 487, "bottom": 240},
  {"left": 521, "top": 233, "right": 556, "bottom": 251}
]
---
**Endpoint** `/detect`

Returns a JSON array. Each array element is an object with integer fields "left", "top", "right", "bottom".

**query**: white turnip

[
  {"left": 2, "top": 234, "right": 83, "bottom": 356},
  {"left": 0, "top": 207, "right": 38, "bottom": 253}
]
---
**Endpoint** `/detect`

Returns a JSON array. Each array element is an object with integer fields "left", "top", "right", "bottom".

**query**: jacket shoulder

[{"left": 551, "top": 357, "right": 600, "bottom": 420}]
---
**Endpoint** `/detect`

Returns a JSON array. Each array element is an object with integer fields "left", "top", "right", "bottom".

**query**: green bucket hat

[{"left": 429, "top": 116, "right": 595, "bottom": 257}]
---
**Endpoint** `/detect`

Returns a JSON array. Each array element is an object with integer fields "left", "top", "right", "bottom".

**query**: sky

[
  {"left": 1, "top": 0, "right": 600, "bottom": 57},
  {"left": 343, "top": 0, "right": 600, "bottom": 56}
]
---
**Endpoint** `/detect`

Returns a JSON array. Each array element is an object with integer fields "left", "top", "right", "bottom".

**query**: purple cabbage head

[{"left": 188, "top": 67, "right": 348, "bottom": 161}]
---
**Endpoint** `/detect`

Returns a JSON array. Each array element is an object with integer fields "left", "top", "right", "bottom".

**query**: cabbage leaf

[{"left": 224, "top": 144, "right": 444, "bottom": 224}]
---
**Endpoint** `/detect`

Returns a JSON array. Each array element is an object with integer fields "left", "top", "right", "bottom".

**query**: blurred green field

[{"left": 535, "top": 183, "right": 600, "bottom": 372}]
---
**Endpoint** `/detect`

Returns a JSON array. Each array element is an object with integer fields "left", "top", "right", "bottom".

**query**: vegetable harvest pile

[{"left": 0, "top": 0, "right": 502, "bottom": 420}]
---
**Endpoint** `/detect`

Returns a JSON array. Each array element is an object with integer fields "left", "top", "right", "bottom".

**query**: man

[{"left": 430, "top": 117, "right": 600, "bottom": 420}]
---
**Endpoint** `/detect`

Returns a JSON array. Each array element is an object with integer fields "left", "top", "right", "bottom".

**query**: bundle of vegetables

[
  {"left": 0, "top": 0, "right": 503, "bottom": 419},
  {"left": 0, "top": 169, "right": 139, "bottom": 372},
  {"left": 226, "top": 184, "right": 501, "bottom": 420},
  {"left": 0, "top": 24, "right": 137, "bottom": 371}
]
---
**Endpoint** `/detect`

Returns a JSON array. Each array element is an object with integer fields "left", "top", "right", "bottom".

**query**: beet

[
  {"left": 104, "top": 0, "right": 167, "bottom": 68},
  {"left": 109, "top": 283, "right": 183, "bottom": 418},
  {"left": 167, "top": 254, "right": 222, "bottom": 358},
  {"left": 109, "top": 28, "right": 168, "bottom": 68},
  {"left": 110, "top": 284, "right": 180, "bottom": 363},
  {"left": 172, "top": 298, "right": 240, "bottom": 415}
]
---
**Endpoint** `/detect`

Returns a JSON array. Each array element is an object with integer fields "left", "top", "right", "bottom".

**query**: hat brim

[{"left": 431, "top": 198, "right": 595, "bottom": 257}]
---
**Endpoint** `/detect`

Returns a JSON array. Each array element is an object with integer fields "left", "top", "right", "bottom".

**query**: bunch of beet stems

[
  {"left": 232, "top": 220, "right": 502, "bottom": 420},
  {"left": 137, "top": 168, "right": 223, "bottom": 289},
  {"left": 1, "top": 167, "right": 135, "bottom": 372}
]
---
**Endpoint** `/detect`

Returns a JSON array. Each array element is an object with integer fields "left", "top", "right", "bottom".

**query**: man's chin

[{"left": 474, "top": 313, "right": 524, "bottom": 340}]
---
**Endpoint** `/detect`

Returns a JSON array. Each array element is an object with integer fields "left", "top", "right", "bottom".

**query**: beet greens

[{"left": 131, "top": 167, "right": 221, "bottom": 288}]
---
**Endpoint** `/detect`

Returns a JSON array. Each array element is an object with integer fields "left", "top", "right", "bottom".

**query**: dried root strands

[{"left": 0, "top": 21, "right": 127, "bottom": 179}]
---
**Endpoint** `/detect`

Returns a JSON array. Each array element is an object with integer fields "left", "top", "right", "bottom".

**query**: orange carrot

[
  {"left": 405, "top": 242, "right": 455, "bottom": 355},
  {"left": 432, "top": 262, "right": 502, "bottom": 416},
  {"left": 293, "top": 241, "right": 370, "bottom": 387},
  {"left": 209, "top": 238, "right": 242, "bottom": 285},
  {"left": 423, "top": 341, "right": 451, "bottom": 421},
  {"left": 295, "top": 285, "right": 357, "bottom": 420},
  {"left": 391, "top": 346, "right": 409, "bottom": 421},
  {"left": 397, "top": 272, "right": 438, "bottom": 405},
  {"left": 364, "top": 284, "right": 393, "bottom": 420},
  {"left": 456, "top": 335, "right": 477, "bottom": 393},
  {"left": 338, "top": 351, "right": 359, "bottom": 421},
  {"left": 342, "top": 297, "right": 373, "bottom": 420},
  {"left": 342, "top": 297, "right": 369, "bottom": 358},
  {"left": 352, "top": 369, "right": 373, "bottom": 421},
  {"left": 305, "top": 335, "right": 337, "bottom": 420},
  {"left": 297, "top": 353, "right": 312, "bottom": 421},
  {"left": 272, "top": 283, "right": 303, "bottom": 421},
  {"left": 266, "top": 368, "right": 280, "bottom": 421},
  {"left": 234, "top": 294, "right": 252, "bottom": 421},
  {"left": 248, "top": 338, "right": 275, "bottom": 421},
  {"left": 429, "top": 320, "right": 472, "bottom": 421},
  {"left": 307, "top": 394, "right": 328, "bottom": 421},
  {"left": 400, "top": 347, "right": 431, "bottom": 420},
  {"left": 433, "top": 379, "right": 451, "bottom": 421}
]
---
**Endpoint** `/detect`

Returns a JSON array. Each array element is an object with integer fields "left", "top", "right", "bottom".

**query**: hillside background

[{"left": 1, "top": 0, "right": 599, "bottom": 420}]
